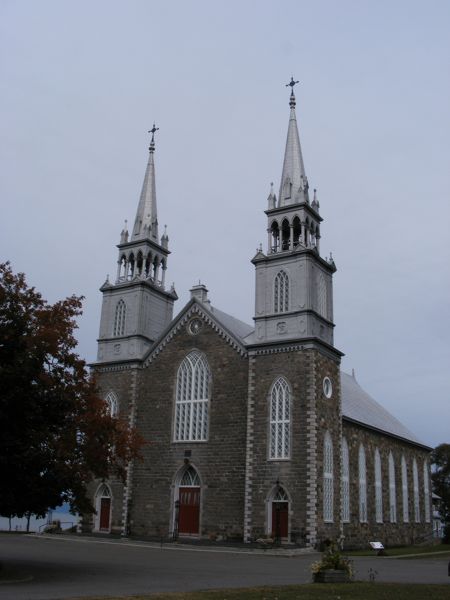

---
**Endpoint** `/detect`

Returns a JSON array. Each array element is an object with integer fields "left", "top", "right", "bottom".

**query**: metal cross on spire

[
  {"left": 286, "top": 77, "right": 299, "bottom": 92},
  {"left": 148, "top": 123, "right": 159, "bottom": 152}
]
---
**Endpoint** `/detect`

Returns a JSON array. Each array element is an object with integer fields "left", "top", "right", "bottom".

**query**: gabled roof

[
  {"left": 207, "top": 305, "right": 254, "bottom": 341},
  {"left": 341, "top": 371, "right": 427, "bottom": 448}
]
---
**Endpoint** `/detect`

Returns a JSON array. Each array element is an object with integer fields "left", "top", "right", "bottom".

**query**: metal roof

[{"left": 341, "top": 371, "right": 425, "bottom": 446}]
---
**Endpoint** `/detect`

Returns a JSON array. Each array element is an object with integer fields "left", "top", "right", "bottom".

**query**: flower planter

[{"left": 314, "top": 569, "right": 351, "bottom": 583}]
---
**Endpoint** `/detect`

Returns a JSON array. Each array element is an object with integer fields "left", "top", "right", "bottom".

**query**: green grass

[
  {"left": 346, "top": 543, "right": 450, "bottom": 557},
  {"left": 69, "top": 583, "right": 450, "bottom": 600}
]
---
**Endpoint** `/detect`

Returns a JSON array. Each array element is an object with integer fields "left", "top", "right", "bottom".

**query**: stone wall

[
  {"left": 342, "top": 420, "right": 432, "bottom": 549},
  {"left": 128, "top": 316, "right": 249, "bottom": 539}
]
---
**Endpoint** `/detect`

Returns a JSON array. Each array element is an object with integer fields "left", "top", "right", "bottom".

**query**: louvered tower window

[
  {"left": 269, "top": 377, "right": 291, "bottom": 459},
  {"left": 174, "top": 351, "right": 210, "bottom": 442},
  {"left": 359, "top": 444, "right": 367, "bottom": 523},
  {"left": 423, "top": 460, "right": 430, "bottom": 523},
  {"left": 113, "top": 299, "right": 126, "bottom": 336},
  {"left": 341, "top": 437, "right": 350, "bottom": 522},
  {"left": 323, "top": 431, "right": 334, "bottom": 522},
  {"left": 401, "top": 455, "right": 409, "bottom": 523},
  {"left": 389, "top": 452, "right": 397, "bottom": 523},
  {"left": 374, "top": 448, "right": 383, "bottom": 523},
  {"left": 274, "top": 271, "right": 289, "bottom": 313},
  {"left": 413, "top": 458, "right": 420, "bottom": 522}
]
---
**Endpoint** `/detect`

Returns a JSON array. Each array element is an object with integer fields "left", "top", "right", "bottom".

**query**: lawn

[{"left": 77, "top": 583, "right": 450, "bottom": 600}]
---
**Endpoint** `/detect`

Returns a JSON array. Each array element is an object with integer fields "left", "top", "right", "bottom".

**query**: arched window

[
  {"left": 323, "top": 432, "right": 334, "bottom": 522},
  {"left": 341, "top": 437, "right": 350, "bottom": 522},
  {"left": 413, "top": 458, "right": 420, "bottom": 522},
  {"left": 401, "top": 455, "right": 409, "bottom": 523},
  {"left": 359, "top": 444, "right": 367, "bottom": 523},
  {"left": 113, "top": 299, "right": 126, "bottom": 336},
  {"left": 389, "top": 452, "right": 397, "bottom": 523},
  {"left": 180, "top": 466, "right": 200, "bottom": 487},
  {"left": 174, "top": 351, "right": 210, "bottom": 442},
  {"left": 274, "top": 271, "right": 289, "bottom": 313},
  {"left": 374, "top": 448, "right": 383, "bottom": 523},
  {"left": 423, "top": 460, "right": 430, "bottom": 523},
  {"left": 269, "top": 377, "right": 291, "bottom": 459},
  {"left": 105, "top": 391, "right": 118, "bottom": 417}
]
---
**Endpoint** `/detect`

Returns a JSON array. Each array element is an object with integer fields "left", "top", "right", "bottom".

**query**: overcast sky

[{"left": 1, "top": 0, "right": 449, "bottom": 448}]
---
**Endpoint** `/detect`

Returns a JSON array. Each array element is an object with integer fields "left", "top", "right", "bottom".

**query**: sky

[{"left": 1, "top": 0, "right": 449, "bottom": 448}]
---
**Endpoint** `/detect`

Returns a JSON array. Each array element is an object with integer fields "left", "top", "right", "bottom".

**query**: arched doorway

[
  {"left": 94, "top": 484, "right": 112, "bottom": 532},
  {"left": 270, "top": 486, "right": 289, "bottom": 540},
  {"left": 175, "top": 466, "right": 201, "bottom": 536}
]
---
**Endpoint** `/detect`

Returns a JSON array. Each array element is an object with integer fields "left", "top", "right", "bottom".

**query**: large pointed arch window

[
  {"left": 174, "top": 351, "right": 210, "bottom": 442},
  {"left": 274, "top": 271, "right": 289, "bottom": 313},
  {"left": 269, "top": 377, "right": 291, "bottom": 459},
  {"left": 389, "top": 452, "right": 397, "bottom": 523},
  {"left": 374, "top": 448, "right": 383, "bottom": 523},
  {"left": 359, "top": 444, "right": 367, "bottom": 523},
  {"left": 341, "top": 437, "right": 350, "bottom": 522},
  {"left": 423, "top": 460, "right": 430, "bottom": 523},
  {"left": 105, "top": 391, "right": 119, "bottom": 417},
  {"left": 413, "top": 458, "right": 420, "bottom": 522},
  {"left": 323, "top": 431, "right": 334, "bottom": 522},
  {"left": 401, "top": 455, "right": 409, "bottom": 523},
  {"left": 113, "top": 299, "right": 126, "bottom": 336}
]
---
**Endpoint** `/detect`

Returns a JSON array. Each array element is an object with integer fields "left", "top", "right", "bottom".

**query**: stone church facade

[{"left": 87, "top": 84, "right": 432, "bottom": 549}]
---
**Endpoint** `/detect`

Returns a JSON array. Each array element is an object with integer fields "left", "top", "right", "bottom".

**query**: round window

[
  {"left": 323, "top": 377, "right": 333, "bottom": 398},
  {"left": 188, "top": 318, "right": 203, "bottom": 335}
]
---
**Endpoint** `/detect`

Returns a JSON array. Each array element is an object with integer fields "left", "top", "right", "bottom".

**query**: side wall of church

[
  {"left": 342, "top": 421, "right": 432, "bottom": 549},
  {"left": 129, "top": 319, "right": 249, "bottom": 540},
  {"left": 82, "top": 366, "right": 137, "bottom": 534},
  {"left": 248, "top": 346, "right": 341, "bottom": 547}
]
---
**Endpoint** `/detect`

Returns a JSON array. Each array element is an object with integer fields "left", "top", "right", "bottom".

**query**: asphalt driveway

[{"left": 0, "top": 534, "right": 448, "bottom": 600}]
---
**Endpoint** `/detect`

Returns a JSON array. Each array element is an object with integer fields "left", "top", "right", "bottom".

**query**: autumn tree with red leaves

[{"left": 0, "top": 262, "right": 141, "bottom": 519}]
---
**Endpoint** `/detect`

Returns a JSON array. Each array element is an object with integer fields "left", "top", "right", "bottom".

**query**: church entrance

[
  {"left": 95, "top": 483, "right": 112, "bottom": 532},
  {"left": 175, "top": 466, "right": 201, "bottom": 536},
  {"left": 270, "top": 487, "right": 289, "bottom": 540}
]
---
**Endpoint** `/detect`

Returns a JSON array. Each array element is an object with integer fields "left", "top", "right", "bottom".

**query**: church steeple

[
  {"left": 132, "top": 124, "right": 159, "bottom": 240},
  {"left": 95, "top": 126, "right": 177, "bottom": 365},
  {"left": 279, "top": 78, "right": 309, "bottom": 207},
  {"left": 250, "top": 80, "right": 337, "bottom": 350}
]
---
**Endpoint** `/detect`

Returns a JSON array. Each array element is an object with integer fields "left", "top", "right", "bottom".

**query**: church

[{"left": 87, "top": 81, "right": 432, "bottom": 549}]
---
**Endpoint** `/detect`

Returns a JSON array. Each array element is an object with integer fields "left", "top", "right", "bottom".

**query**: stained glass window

[
  {"left": 342, "top": 437, "right": 350, "bottom": 522},
  {"left": 389, "top": 452, "right": 397, "bottom": 523},
  {"left": 423, "top": 461, "right": 430, "bottom": 523},
  {"left": 323, "top": 432, "right": 334, "bottom": 522},
  {"left": 374, "top": 449, "right": 383, "bottom": 523},
  {"left": 174, "top": 351, "right": 210, "bottom": 442},
  {"left": 105, "top": 391, "right": 118, "bottom": 417},
  {"left": 402, "top": 455, "right": 409, "bottom": 523},
  {"left": 269, "top": 377, "right": 291, "bottom": 459},
  {"left": 359, "top": 444, "right": 367, "bottom": 523},
  {"left": 413, "top": 458, "right": 420, "bottom": 523}
]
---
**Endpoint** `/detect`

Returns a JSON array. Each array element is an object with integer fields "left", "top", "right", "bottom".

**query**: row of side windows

[{"left": 341, "top": 441, "right": 430, "bottom": 525}]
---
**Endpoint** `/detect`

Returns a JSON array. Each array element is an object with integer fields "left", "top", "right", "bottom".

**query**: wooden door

[
  {"left": 271, "top": 501, "right": 288, "bottom": 539},
  {"left": 178, "top": 487, "right": 200, "bottom": 535},
  {"left": 99, "top": 497, "right": 111, "bottom": 531}
]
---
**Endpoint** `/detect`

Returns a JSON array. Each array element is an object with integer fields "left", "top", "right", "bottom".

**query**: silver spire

[
  {"left": 132, "top": 124, "right": 159, "bottom": 240},
  {"left": 278, "top": 79, "right": 308, "bottom": 207}
]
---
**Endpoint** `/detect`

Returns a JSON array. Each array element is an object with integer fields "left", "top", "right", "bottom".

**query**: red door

[
  {"left": 99, "top": 497, "right": 111, "bottom": 531},
  {"left": 178, "top": 487, "right": 200, "bottom": 535},
  {"left": 271, "top": 502, "right": 288, "bottom": 538}
]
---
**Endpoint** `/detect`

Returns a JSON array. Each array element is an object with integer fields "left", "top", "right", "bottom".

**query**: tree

[
  {"left": 0, "top": 262, "right": 142, "bottom": 519},
  {"left": 431, "top": 443, "right": 450, "bottom": 543}
]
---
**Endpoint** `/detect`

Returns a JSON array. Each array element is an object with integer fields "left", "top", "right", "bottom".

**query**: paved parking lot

[{"left": 0, "top": 534, "right": 448, "bottom": 599}]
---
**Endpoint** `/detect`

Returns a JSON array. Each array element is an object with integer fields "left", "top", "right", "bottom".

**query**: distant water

[{"left": 0, "top": 508, "right": 79, "bottom": 533}]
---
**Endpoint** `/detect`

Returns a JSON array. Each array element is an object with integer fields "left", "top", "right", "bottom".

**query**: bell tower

[
  {"left": 251, "top": 80, "right": 336, "bottom": 349},
  {"left": 96, "top": 126, "right": 177, "bottom": 364}
]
